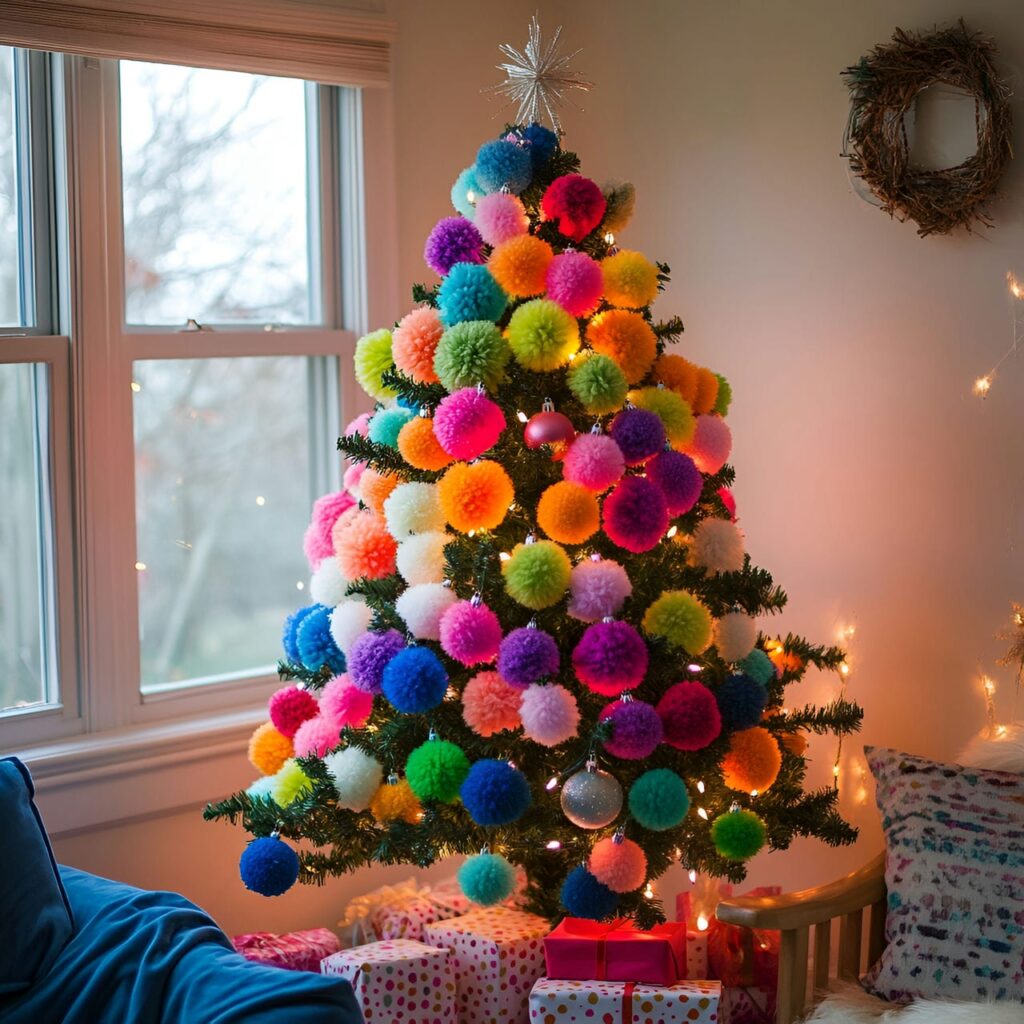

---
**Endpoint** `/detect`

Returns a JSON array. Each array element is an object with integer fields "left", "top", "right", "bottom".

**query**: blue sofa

[{"left": 0, "top": 757, "right": 363, "bottom": 1023}]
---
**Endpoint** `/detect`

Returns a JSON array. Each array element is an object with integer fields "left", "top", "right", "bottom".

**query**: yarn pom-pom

[
  {"left": 438, "top": 461, "right": 514, "bottom": 533},
  {"left": 488, "top": 235, "right": 553, "bottom": 299},
  {"left": 246, "top": 775, "right": 277, "bottom": 802},
  {"left": 433, "top": 388, "right": 505, "bottom": 461},
  {"left": 520, "top": 683, "right": 580, "bottom": 746},
  {"left": 462, "top": 670, "right": 523, "bottom": 736},
  {"left": 537, "top": 481, "right": 600, "bottom": 545},
  {"left": 567, "top": 352, "right": 629, "bottom": 416},
  {"left": 348, "top": 629, "right": 405, "bottom": 694},
  {"left": 654, "top": 352, "right": 699, "bottom": 401},
  {"left": 714, "top": 374, "right": 733, "bottom": 414},
  {"left": 282, "top": 604, "right": 317, "bottom": 662},
  {"left": 392, "top": 306, "right": 443, "bottom": 385},
  {"left": 545, "top": 250, "right": 603, "bottom": 317},
  {"left": 541, "top": 174, "right": 607, "bottom": 242},
  {"left": 271, "top": 758, "right": 313, "bottom": 807},
  {"left": 740, "top": 648, "right": 776, "bottom": 687},
  {"left": 642, "top": 590, "right": 713, "bottom": 654},
  {"left": 343, "top": 461, "right": 365, "bottom": 494},
  {"left": 722, "top": 727, "right": 782, "bottom": 793},
  {"left": 603, "top": 476, "right": 669, "bottom": 553},
  {"left": 451, "top": 165, "right": 483, "bottom": 219},
  {"left": 384, "top": 481, "right": 445, "bottom": 540},
  {"left": 657, "top": 681, "right": 721, "bottom": 751},
  {"left": 599, "top": 699, "right": 664, "bottom": 759},
  {"left": 382, "top": 646, "right": 449, "bottom": 713},
  {"left": 685, "top": 415, "right": 733, "bottom": 474},
  {"left": 562, "top": 433, "right": 624, "bottom": 493},
  {"left": 248, "top": 721, "right": 294, "bottom": 776},
  {"left": 324, "top": 745, "right": 383, "bottom": 811},
  {"left": 502, "top": 539, "right": 572, "bottom": 610},
  {"left": 320, "top": 674, "right": 374, "bottom": 730},
  {"left": 475, "top": 139, "right": 532, "bottom": 194},
  {"left": 693, "top": 367, "right": 720, "bottom": 415},
  {"left": 586, "top": 310, "right": 657, "bottom": 384},
  {"left": 439, "top": 599, "right": 502, "bottom": 666},
  {"left": 354, "top": 328, "right": 396, "bottom": 401},
  {"left": 589, "top": 835, "right": 647, "bottom": 893},
  {"left": 628, "top": 768, "right": 690, "bottom": 830},
  {"left": 474, "top": 191, "right": 529, "bottom": 246},
  {"left": 293, "top": 714, "right": 342, "bottom": 758},
  {"left": 718, "top": 486, "right": 737, "bottom": 519},
  {"left": 370, "top": 776, "right": 421, "bottom": 824},
  {"left": 609, "top": 407, "right": 665, "bottom": 466},
  {"left": 560, "top": 865, "right": 618, "bottom": 920},
  {"left": 460, "top": 759, "right": 532, "bottom": 826},
  {"left": 602, "top": 249, "right": 659, "bottom": 309},
  {"left": 691, "top": 518, "right": 745, "bottom": 574},
  {"left": 396, "top": 531, "right": 449, "bottom": 585},
  {"left": 398, "top": 416, "right": 452, "bottom": 472},
  {"left": 357, "top": 468, "right": 399, "bottom": 516},
  {"left": 296, "top": 605, "right": 346, "bottom": 673},
  {"left": 506, "top": 298, "right": 580, "bottom": 371},
  {"left": 303, "top": 490, "right": 355, "bottom": 570},
  {"left": 458, "top": 852, "right": 516, "bottom": 906},
  {"left": 335, "top": 510, "right": 398, "bottom": 581},
  {"left": 601, "top": 180, "right": 636, "bottom": 234},
  {"left": 405, "top": 738, "right": 470, "bottom": 803},
  {"left": 240, "top": 836, "right": 300, "bottom": 897},
  {"left": 713, "top": 611, "right": 758, "bottom": 662},
  {"left": 434, "top": 320, "right": 510, "bottom": 393},
  {"left": 345, "top": 411, "right": 371, "bottom": 437},
  {"left": 438, "top": 263, "right": 507, "bottom": 327},
  {"left": 647, "top": 450, "right": 702, "bottom": 516},
  {"left": 523, "top": 122, "right": 558, "bottom": 166},
  {"left": 497, "top": 626, "right": 560, "bottom": 687},
  {"left": 572, "top": 620, "right": 649, "bottom": 695},
  {"left": 309, "top": 557, "right": 349, "bottom": 608},
  {"left": 712, "top": 808, "right": 767, "bottom": 860},
  {"left": 628, "top": 386, "right": 696, "bottom": 447},
  {"left": 395, "top": 581, "right": 457, "bottom": 640},
  {"left": 367, "top": 406, "right": 414, "bottom": 449},
  {"left": 716, "top": 674, "right": 768, "bottom": 731},
  {"left": 567, "top": 557, "right": 632, "bottom": 622},
  {"left": 268, "top": 685, "right": 319, "bottom": 739},
  {"left": 424, "top": 216, "right": 483, "bottom": 277},
  {"left": 328, "top": 599, "right": 373, "bottom": 659}
]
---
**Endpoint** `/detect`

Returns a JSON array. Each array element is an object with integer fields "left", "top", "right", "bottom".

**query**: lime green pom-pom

[
  {"left": 711, "top": 807, "right": 766, "bottom": 860},
  {"left": 368, "top": 406, "right": 414, "bottom": 449},
  {"left": 271, "top": 759, "right": 313, "bottom": 807},
  {"left": 434, "top": 320, "right": 510, "bottom": 393},
  {"left": 406, "top": 739, "right": 470, "bottom": 803},
  {"left": 642, "top": 590, "right": 713, "bottom": 654},
  {"left": 355, "top": 328, "right": 397, "bottom": 401},
  {"left": 507, "top": 298, "right": 579, "bottom": 371},
  {"left": 628, "top": 386, "right": 696, "bottom": 446},
  {"left": 714, "top": 374, "right": 733, "bottom": 415},
  {"left": 740, "top": 648, "right": 774, "bottom": 686},
  {"left": 502, "top": 539, "right": 571, "bottom": 610},
  {"left": 628, "top": 769, "right": 690, "bottom": 831},
  {"left": 568, "top": 353, "right": 628, "bottom": 415}
]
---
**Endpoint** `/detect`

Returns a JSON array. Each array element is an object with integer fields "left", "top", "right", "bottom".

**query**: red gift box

[
  {"left": 231, "top": 927, "right": 341, "bottom": 972},
  {"left": 544, "top": 917, "right": 687, "bottom": 985}
]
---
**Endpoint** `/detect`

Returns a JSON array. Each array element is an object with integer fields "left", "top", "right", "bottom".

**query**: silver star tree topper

[{"left": 489, "top": 16, "right": 592, "bottom": 134}]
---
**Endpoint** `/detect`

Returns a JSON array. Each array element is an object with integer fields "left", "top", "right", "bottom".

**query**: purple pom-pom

[
  {"left": 610, "top": 408, "right": 666, "bottom": 466},
  {"left": 433, "top": 387, "right": 506, "bottom": 461},
  {"left": 647, "top": 449, "right": 703, "bottom": 516},
  {"left": 599, "top": 698, "right": 663, "bottom": 759},
  {"left": 348, "top": 629, "right": 405, "bottom": 694},
  {"left": 545, "top": 251, "right": 603, "bottom": 317},
  {"left": 568, "top": 557, "right": 632, "bottom": 622},
  {"left": 424, "top": 216, "right": 484, "bottom": 277},
  {"left": 603, "top": 476, "right": 669, "bottom": 553},
  {"left": 497, "top": 626, "right": 560, "bottom": 687},
  {"left": 572, "top": 620, "right": 649, "bottom": 695}
]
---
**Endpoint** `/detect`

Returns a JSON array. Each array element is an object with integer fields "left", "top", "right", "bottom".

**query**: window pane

[
  {"left": 0, "top": 47, "right": 23, "bottom": 327},
  {"left": 133, "top": 357, "right": 313, "bottom": 690},
  {"left": 120, "top": 63, "right": 313, "bottom": 326}
]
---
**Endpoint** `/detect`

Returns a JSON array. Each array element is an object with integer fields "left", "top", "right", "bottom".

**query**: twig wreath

[{"left": 841, "top": 20, "right": 1013, "bottom": 237}]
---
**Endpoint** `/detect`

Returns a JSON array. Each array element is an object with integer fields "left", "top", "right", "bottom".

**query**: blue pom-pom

[
  {"left": 459, "top": 759, "right": 532, "bottom": 826},
  {"left": 437, "top": 263, "right": 507, "bottom": 327},
  {"left": 715, "top": 674, "right": 768, "bottom": 731},
  {"left": 560, "top": 865, "right": 618, "bottom": 920},
  {"left": 522, "top": 123, "right": 558, "bottom": 167},
  {"left": 452, "top": 165, "right": 485, "bottom": 218},
  {"left": 382, "top": 646, "right": 448, "bottom": 713},
  {"left": 457, "top": 852, "right": 516, "bottom": 905},
  {"left": 296, "top": 605, "right": 346, "bottom": 674},
  {"left": 475, "top": 139, "right": 532, "bottom": 194},
  {"left": 282, "top": 604, "right": 318, "bottom": 663},
  {"left": 368, "top": 406, "right": 414, "bottom": 449},
  {"left": 739, "top": 648, "right": 775, "bottom": 687},
  {"left": 240, "top": 836, "right": 300, "bottom": 897}
]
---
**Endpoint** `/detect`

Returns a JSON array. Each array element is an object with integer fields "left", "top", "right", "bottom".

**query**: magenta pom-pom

[
  {"left": 474, "top": 192, "right": 529, "bottom": 247},
  {"left": 439, "top": 599, "right": 503, "bottom": 666},
  {"left": 320, "top": 674, "right": 374, "bottom": 730},
  {"left": 610, "top": 407, "right": 665, "bottom": 466},
  {"left": 718, "top": 486, "right": 737, "bottom": 520},
  {"left": 545, "top": 251, "right": 603, "bottom": 317},
  {"left": 599, "top": 698, "right": 664, "bottom": 759},
  {"left": 572, "top": 620, "right": 649, "bottom": 696},
  {"left": 656, "top": 681, "right": 722, "bottom": 751},
  {"left": 424, "top": 216, "right": 484, "bottom": 277},
  {"left": 567, "top": 557, "right": 632, "bottom": 622},
  {"left": 433, "top": 388, "right": 506, "bottom": 461},
  {"left": 497, "top": 626, "right": 560, "bottom": 687},
  {"left": 302, "top": 491, "right": 356, "bottom": 571},
  {"left": 520, "top": 683, "right": 580, "bottom": 747},
  {"left": 687, "top": 415, "right": 733, "bottom": 474},
  {"left": 292, "top": 714, "right": 342, "bottom": 758},
  {"left": 268, "top": 684, "right": 319, "bottom": 739},
  {"left": 540, "top": 174, "right": 607, "bottom": 242},
  {"left": 603, "top": 476, "right": 669, "bottom": 553},
  {"left": 647, "top": 450, "right": 703, "bottom": 516},
  {"left": 348, "top": 629, "right": 406, "bottom": 694},
  {"left": 562, "top": 433, "right": 624, "bottom": 493}
]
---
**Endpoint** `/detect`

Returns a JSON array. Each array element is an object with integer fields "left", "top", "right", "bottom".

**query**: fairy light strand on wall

[{"left": 973, "top": 271, "right": 1022, "bottom": 398}]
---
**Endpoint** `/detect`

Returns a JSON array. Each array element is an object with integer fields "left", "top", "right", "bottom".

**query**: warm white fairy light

[
  {"left": 981, "top": 674, "right": 999, "bottom": 736},
  {"left": 546, "top": 839, "right": 561, "bottom": 850},
  {"left": 697, "top": 807, "right": 709, "bottom": 820},
  {"left": 696, "top": 780, "right": 705, "bottom": 794},
  {"left": 255, "top": 495, "right": 266, "bottom": 506},
  {"left": 545, "top": 776, "right": 559, "bottom": 791},
  {"left": 643, "top": 882, "right": 655, "bottom": 899},
  {"left": 499, "top": 551, "right": 511, "bottom": 562},
  {"left": 974, "top": 374, "right": 994, "bottom": 397},
  {"left": 130, "top": 380, "right": 141, "bottom": 392},
  {"left": 295, "top": 581, "right": 304, "bottom": 591},
  {"left": 666, "top": 525, "right": 679, "bottom": 539},
  {"left": 688, "top": 869, "right": 697, "bottom": 884},
  {"left": 697, "top": 913, "right": 709, "bottom": 931},
  {"left": 972, "top": 271, "right": 1023, "bottom": 398},
  {"left": 134, "top": 561, "right": 147, "bottom": 571},
  {"left": 516, "top": 411, "right": 528, "bottom": 423},
  {"left": 604, "top": 232, "right": 615, "bottom": 245}
]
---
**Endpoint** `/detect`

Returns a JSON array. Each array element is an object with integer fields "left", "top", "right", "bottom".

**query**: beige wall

[{"left": 55, "top": 0, "right": 1024, "bottom": 932}]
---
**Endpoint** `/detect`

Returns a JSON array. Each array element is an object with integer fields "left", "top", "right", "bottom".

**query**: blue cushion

[{"left": 0, "top": 756, "right": 74, "bottom": 995}]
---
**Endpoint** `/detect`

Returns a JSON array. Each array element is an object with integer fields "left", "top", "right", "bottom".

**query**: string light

[
  {"left": 134, "top": 561, "right": 147, "bottom": 571},
  {"left": 974, "top": 374, "right": 994, "bottom": 398},
  {"left": 499, "top": 551, "right": 511, "bottom": 562},
  {"left": 130, "top": 380, "right": 142, "bottom": 393},
  {"left": 255, "top": 495, "right": 266, "bottom": 506},
  {"left": 696, "top": 913, "right": 709, "bottom": 931},
  {"left": 981, "top": 674, "right": 998, "bottom": 736},
  {"left": 545, "top": 839, "right": 561, "bottom": 850},
  {"left": 545, "top": 776, "right": 559, "bottom": 790},
  {"left": 696, "top": 780, "right": 705, "bottom": 793},
  {"left": 516, "top": 411, "right": 528, "bottom": 423},
  {"left": 972, "top": 271, "right": 1023, "bottom": 398},
  {"left": 688, "top": 869, "right": 697, "bottom": 884},
  {"left": 832, "top": 620, "right": 857, "bottom": 789},
  {"left": 697, "top": 807, "right": 709, "bottom": 820},
  {"left": 295, "top": 581, "right": 305, "bottom": 591},
  {"left": 604, "top": 232, "right": 615, "bottom": 245},
  {"left": 666, "top": 525, "right": 678, "bottom": 539},
  {"left": 643, "top": 882, "right": 655, "bottom": 899}
]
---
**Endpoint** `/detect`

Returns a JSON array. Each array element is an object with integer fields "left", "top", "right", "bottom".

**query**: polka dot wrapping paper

[{"left": 529, "top": 977, "right": 722, "bottom": 1024}]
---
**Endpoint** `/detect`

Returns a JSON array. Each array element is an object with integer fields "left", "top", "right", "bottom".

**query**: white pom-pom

[
  {"left": 384, "top": 481, "right": 446, "bottom": 540},
  {"left": 690, "top": 518, "right": 745, "bottom": 575},
  {"left": 246, "top": 775, "right": 277, "bottom": 801},
  {"left": 958, "top": 723, "right": 1024, "bottom": 772},
  {"left": 329, "top": 600, "right": 373, "bottom": 658},
  {"left": 713, "top": 611, "right": 757, "bottom": 662},
  {"left": 396, "top": 531, "right": 449, "bottom": 584},
  {"left": 309, "top": 557, "right": 350, "bottom": 607},
  {"left": 395, "top": 582, "right": 458, "bottom": 640},
  {"left": 520, "top": 683, "right": 580, "bottom": 747},
  {"left": 323, "top": 745, "right": 383, "bottom": 811}
]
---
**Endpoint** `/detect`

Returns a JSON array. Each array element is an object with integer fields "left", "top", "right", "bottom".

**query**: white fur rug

[
  {"left": 805, "top": 984, "right": 1024, "bottom": 1023},
  {"left": 958, "top": 723, "right": 1024, "bottom": 773}
]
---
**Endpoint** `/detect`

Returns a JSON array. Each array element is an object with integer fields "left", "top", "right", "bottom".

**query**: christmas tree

[{"left": 205, "top": 23, "right": 862, "bottom": 927}]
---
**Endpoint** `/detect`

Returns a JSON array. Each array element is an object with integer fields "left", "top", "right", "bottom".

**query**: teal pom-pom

[
  {"left": 714, "top": 373, "right": 733, "bottom": 415},
  {"left": 739, "top": 648, "right": 775, "bottom": 687},
  {"left": 434, "top": 320, "right": 510, "bottom": 392},
  {"left": 368, "top": 406, "right": 414, "bottom": 448},
  {"left": 711, "top": 807, "right": 767, "bottom": 860},
  {"left": 560, "top": 865, "right": 618, "bottom": 920},
  {"left": 452, "top": 166, "right": 484, "bottom": 219},
  {"left": 406, "top": 738, "right": 470, "bottom": 803},
  {"left": 239, "top": 836, "right": 300, "bottom": 897},
  {"left": 475, "top": 139, "right": 532, "bottom": 194},
  {"left": 628, "top": 768, "right": 690, "bottom": 831},
  {"left": 457, "top": 852, "right": 516, "bottom": 905},
  {"left": 438, "top": 264, "right": 507, "bottom": 327}
]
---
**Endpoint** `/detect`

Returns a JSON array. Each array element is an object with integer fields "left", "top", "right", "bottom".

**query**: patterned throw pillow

[{"left": 863, "top": 746, "right": 1024, "bottom": 1004}]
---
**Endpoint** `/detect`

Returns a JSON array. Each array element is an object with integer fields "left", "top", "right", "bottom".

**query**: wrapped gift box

[
  {"left": 339, "top": 876, "right": 471, "bottom": 945},
  {"left": 687, "top": 929, "right": 709, "bottom": 979},
  {"left": 231, "top": 927, "right": 340, "bottom": 971},
  {"left": 320, "top": 937, "right": 456, "bottom": 1022},
  {"left": 720, "top": 985, "right": 775, "bottom": 1024},
  {"left": 544, "top": 917, "right": 687, "bottom": 984},
  {"left": 424, "top": 906, "right": 548, "bottom": 1024},
  {"left": 530, "top": 977, "right": 722, "bottom": 1023}
]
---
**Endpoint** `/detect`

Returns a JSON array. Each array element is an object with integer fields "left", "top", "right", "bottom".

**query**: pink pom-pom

[
  {"left": 562, "top": 433, "right": 624, "bottom": 493},
  {"left": 545, "top": 251, "right": 603, "bottom": 317},
  {"left": 589, "top": 835, "right": 648, "bottom": 893},
  {"left": 439, "top": 599, "right": 503, "bottom": 666},
  {"left": 345, "top": 412, "right": 371, "bottom": 437},
  {"left": 433, "top": 388, "right": 506, "bottom": 461},
  {"left": 520, "top": 683, "right": 580, "bottom": 747},
  {"left": 268, "top": 684, "right": 319, "bottom": 739},
  {"left": 343, "top": 461, "right": 366, "bottom": 494},
  {"left": 462, "top": 670, "right": 523, "bottom": 736},
  {"left": 599, "top": 698, "right": 663, "bottom": 759},
  {"left": 320, "top": 674, "right": 374, "bottom": 730},
  {"left": 685, "top": 415, "right": 733, "bottom": 474},
  {"left": 603, "top": 476, "right": 669, "bottom": 553},
  {"left": 474, "top": 192, "right": 529, "bottom": 247},
  {"left": 540, "top": 174, "right": 607, "bottom": 242},
  {"left": 567, "top": 557, "right": 632, "bottom": 622},
  {"left": 656, "top": 681, "right": 721, "bottom": 751},
  {"left": 572, "top": 620, "right": 649, "bottom": 695},
  {"left": 302, "top": 491, "right": 356, "bottom": 571},
  {"left": 292, "top": 714, "right": 342, "bottom": 758},
  {"left": 718, "top": 486, "right": 737, "bottom": 520},
  {"left": 392, "top": 306, "right": 444, "bottom": 385}
]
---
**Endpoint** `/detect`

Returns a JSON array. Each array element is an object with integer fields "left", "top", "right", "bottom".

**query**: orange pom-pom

[
  {"left": 722, "top": 726, "right": 782, "bottom": 793},
  {"left": 763, "top": 708, "right": 808, "bottom": 756},
  {"left": 392, "top": 306, "right": 443, "bottom": 384},
  {"left": 654, "top": 353, "right": 699, "bottom": 404},
  {"left": 329, "top": 505, "right": 360, "bottom": 556},
  {"left": 692, "top": 367, "right": 720, "bottom": 415},
  {"left": 248, "top": 721, "right": 293, "bottom": 775},
  {"left": 589, "top": 835, "right": 648, "bottom": 892},
  {"left": 369, "top": 777, "right": 422, "bottom": 824},
  {"left": 585, "top": 310, "right": 657, "bottom": 384},
  {"left": 536, "top": 480, "right": 600, "bottom": 545},
  {"left": 601, "top": 249, "right": 659, "bottom": 309},
  {"left": 437, "top": 460, "right": 514, "bottom": 533},
  {"left": 397, "top": 416, "right": 453, "bottom": 471},
  {"left": 462, "top": 670, "right": 523, "bottom": 736},
  {"left": 488, "top": 235, "right": 554, "bottom": 298},
  {"left": 359, "top": 468, "right": 400, "bottom": 515},
  {"left": 765, "top": 640, "right": 804, "bottom": 676},
  {"left": 335, "top": 509, "right": 397, "bottom": 580}
]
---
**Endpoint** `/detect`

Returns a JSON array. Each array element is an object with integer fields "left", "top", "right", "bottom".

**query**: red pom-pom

[
  {"left": 268, "top": 685, "right": 319, "bottom": 739},
  {"left": 540, "top": 175, "right": 607, "bottom": 242},
  {"left": 656, "top": 681, "right": 721, "bottom": 751},
  {"left": 603, "top": 476, "right": 669, "bottom": 553}
]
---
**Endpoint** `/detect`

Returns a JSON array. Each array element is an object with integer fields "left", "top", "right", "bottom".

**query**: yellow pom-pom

[
  {"left": 397, "top": 416, "right": 453, "bottom": 471},
  {"left": 654, "top": 353, "right": 699, "bottom": 404},
  {"left": 585, "top": 310, "right": 656, "bottom": 384},
  {"left": 248, "top": 722, "right": 293, "bottom": 776},
  {"left": 628, "top": 386, "right": 696, "bottom": 447},
  {"left": 488, "top": 235, "right": 553, "bottom": 298},
  {"left": 354, "top": 328, "right": 397, "bottom": 401},
  {"left": 437, "top": 460, "right": 514, "bottom": 533},
  {"left": 602, "top": 249, "right": 659, "bottom": 309},
  {"left": 359, "top": 468, "right": 400, "bottom": 516},
  {"left": 370, "top": 776, "right": 422, "bottom": 824},
  {"left": 271, "top": 758, "right": 314, "bottom": 806},
  {"left": 722, "top": 727, "right": 782, "bottom": 793},
  {"left": 692, "top": 367, "right": 720, "bottom": 415},
  {"left": 507, "top": 298, "right": 580, "bottom": 371},
  {"left": 536, "top": 481, "right": 600, "bottom": 545},
  {"left": 642, "top": 590, "right": 713, "bottom": 654}
]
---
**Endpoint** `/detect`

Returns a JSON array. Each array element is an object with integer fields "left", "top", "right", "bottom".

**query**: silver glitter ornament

[{"left": 560, "top": 762, "right": 623, "bottom": 829}]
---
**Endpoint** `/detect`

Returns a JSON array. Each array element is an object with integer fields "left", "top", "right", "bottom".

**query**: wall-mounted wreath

[{"left": 841, "top": 20, "right": 1013, "bottom": 237}]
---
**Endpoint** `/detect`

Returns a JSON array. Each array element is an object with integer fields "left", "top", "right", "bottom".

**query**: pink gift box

[
  {"left": 544, "top": 917, "right": 688, "bottom": 985},
  {"left": 320, "top": 938, "right": 456, "bottom": 1023},
  {"left": 424, "top": 906, "right": 548, "bottom": 1024},
  {"left": 231, "top": 927, "right": 340, "bottom": 972},
  {"left": 720, "top": 984, "right": 775, "bottom": 1024},
  {"left": 530, "top": 977, "right": 722, "bottom": 1023},
  {"left": 339, "top": 877, "right": 472, "bottom": 945}
]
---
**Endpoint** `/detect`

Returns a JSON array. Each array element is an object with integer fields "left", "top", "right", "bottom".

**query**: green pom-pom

[
  {"left": 368, "top": 407, "right": 414, "bottom": 449},
  {"left": 434, "top": 320, "right": 510, "bottom": 393},
  {"left": 714, "top": 374, "right": 732, "bottom": 415},
  {"left": 628, "top": 768, "right": 690, "bottom": 831},
  {"left": 271, "top": 759, "right": 313, "bottom": 807},
  {"left": 740, "top": 648, "right": 774, "bottom": 687},
  {"left": 406, "top": 739, "right": 470, "bottom": 802},
  {"left": 711, "top": 807, "right": 766, "bottom": 860},
  {"left": 502, "top": 539, "right": 572, "bottom": 610},
  {"left": 568, "top": 353, "right": 628, "bottom": 415},
  {"left": 355, "top": 328, "right": 397, "bottom": 401},
  {"left": 629, "top": 386, "right": 696, "bottom": 446},
  {"left": 642, "top": 590, "right": 713, "bottom": 654},
  {"left": 507, "top": 298, "right": 579, "bottom": 371},
  {"left": 457, "top": 852, "right": 516, "bottom": 905}
]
